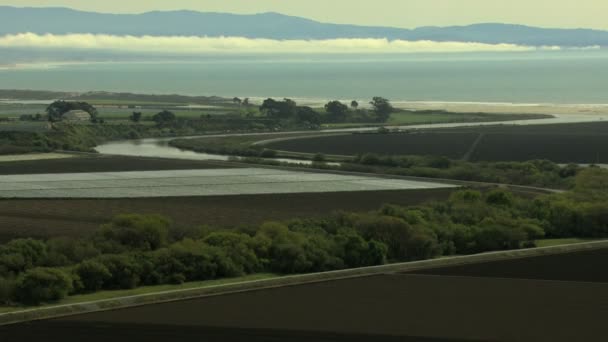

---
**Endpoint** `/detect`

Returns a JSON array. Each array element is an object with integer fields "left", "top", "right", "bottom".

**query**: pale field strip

[
  {"left": 0, "top": 168, "right": 456, "bottom": 198},
  {"left": 0, "top": 153, "right": 74, "bottom": 162}
]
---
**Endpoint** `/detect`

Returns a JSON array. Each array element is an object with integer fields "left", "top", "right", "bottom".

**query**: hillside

[{"left": 1, "top": 7, "right": 607, "bottom": 46}]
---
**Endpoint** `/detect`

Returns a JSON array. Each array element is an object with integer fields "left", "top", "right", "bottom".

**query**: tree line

[
  {"left": 260, "top": 97, "right": 395, "bottom": 126},
  {"left": 344, "top": 154, "right": 581, "bottom": 189},
  {"left": 1, "top": 168, "right": 607, "bottom": 306}
]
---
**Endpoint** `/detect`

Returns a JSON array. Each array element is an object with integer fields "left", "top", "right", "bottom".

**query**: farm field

[
  {"left": 0, "top": 153, "right": 74, "bottom": 162},
  {"left": 0, "top": 188, "right": 455, "bottom": 241},
  {"left": 0, "top": 168, "right": 455, "bottom": 199},
  {"left": 0, "top": 155, "right": 234, "bottom": 175},
  {"left": 4, "top": 246, "right": 607, "bottom": 342},
  {"left": 269, "top": 132, "right": 479, "bottom": 158},
  {"left": 0, "top": 121, "right": 48, "bottom": 132},
  {"left": 321, "top": 112, "right": 551, "bottom": 129},
  {"left": 411, "top": 248, "right": 608, "bottom": 282},
  {"left": 267, "top": 121, "right": 608, "bottom": 163}
]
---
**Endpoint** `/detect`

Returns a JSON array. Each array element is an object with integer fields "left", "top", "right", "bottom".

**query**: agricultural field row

[
  {"left": 413, "top": 248, "right": 608, "bottom": 283},
  {"left": 269, "top": 132, "right": 479, "bottom": 159},
  {"left": 0, "top": 188, "right": 455, "bottom": 242},
  {"left": 267, "top": 121, "right": 608, "bottom": 163},
  {"left": 0, "top": 168, "right": 455, "bottom": 199},
  {"left": 0, "top": 155, "right": 233, "bottom": 175}
]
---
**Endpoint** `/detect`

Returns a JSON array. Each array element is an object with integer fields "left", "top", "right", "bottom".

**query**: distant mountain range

[{"left": 1, "top": 6, "right": 607, "bottom": 47}]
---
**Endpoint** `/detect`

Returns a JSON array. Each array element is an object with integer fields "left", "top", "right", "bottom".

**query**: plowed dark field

[
  {"left": 270, "top": 132, "right": 479, "bottom": 159},
  {"left": 412, "top": 248, "right": 608, "bottom": 282},
  {"left": 268, "top": 122, "right": 608, "bottom": 163},
  {"left": 3, "top": 273, "right": 605, "bottom": 341},
  {"left": 0, "top": 188, "right": 454, "bottom": 241}
]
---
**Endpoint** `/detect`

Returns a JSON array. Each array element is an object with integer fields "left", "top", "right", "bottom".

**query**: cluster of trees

[
  {"left": 46, "top": 101, "right": 98, "bottom": 122},
  {"left": 259, "top": 97, "right": 394, "bottom": 125},
  {"left": 232, "top": 97, "right": 251, "bottom": 106},
  {"left": 3, "top": 168, "right": 607, "bottom": 306},
  {"left": 345, "top": 154, "right": 582, "bottom": 189},
  {"left": 0, "top": 214, "right": 388, "bottom": 305},
  {"left": 151, "top": 110, "right": 177, "bottom": 127}
]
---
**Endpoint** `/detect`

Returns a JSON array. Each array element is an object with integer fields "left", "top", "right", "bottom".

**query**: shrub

[
  {"left": 96, "top": 255, "right": 141, "bottom": 290},
  {"left": 0, "top": 276, "right": 17, "bottom": 304},
  {"left": 0, "top": 239, "right": 48, "bottom": 275},
  {"left": 74, "top": 260, "right": 112, "bottom": 292},
  {"left": 14, "top": 268, "right": 73, "bottom": 305},
  {"left": 97, "top": 214, "right": 171, "bottom": 251}
]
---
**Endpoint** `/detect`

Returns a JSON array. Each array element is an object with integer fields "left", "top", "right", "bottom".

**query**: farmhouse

[{"left": 62, "top": 110, "right": 91, "bottom": 122}]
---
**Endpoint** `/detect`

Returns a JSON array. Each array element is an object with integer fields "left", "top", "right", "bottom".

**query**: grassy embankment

[{"left": 0, "top": 273, "right": 277, "bottom": 314}]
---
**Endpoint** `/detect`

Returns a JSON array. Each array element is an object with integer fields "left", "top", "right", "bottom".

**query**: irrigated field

[
  {"left": 0, "top": 188, "right": 455, "bottom": 241},
  {"left": 267, "top": 122, "right": 608, "bottom": 163}
]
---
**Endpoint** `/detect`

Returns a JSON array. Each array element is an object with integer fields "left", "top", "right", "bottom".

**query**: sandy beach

[{"left": 393, "top": 101, "right": 608, "bottom": 116}]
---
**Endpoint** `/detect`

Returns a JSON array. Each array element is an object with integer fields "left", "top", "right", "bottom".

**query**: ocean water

[{"left": 1, "top": 51, "right": 607, "bottom": 104}]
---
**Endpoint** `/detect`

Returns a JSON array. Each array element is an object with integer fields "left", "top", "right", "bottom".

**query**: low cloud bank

[{"left": 0, "top": 33, "right": 573, "bottom": 54}]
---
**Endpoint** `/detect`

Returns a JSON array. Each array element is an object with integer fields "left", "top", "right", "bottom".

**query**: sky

[{"left": 1, "top": 0, "right": 607, "bottom": 30}]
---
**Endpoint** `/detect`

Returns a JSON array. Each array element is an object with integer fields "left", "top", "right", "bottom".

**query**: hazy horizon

[{"left": 0, "top": 0, "right": 607, "bottom": 30}]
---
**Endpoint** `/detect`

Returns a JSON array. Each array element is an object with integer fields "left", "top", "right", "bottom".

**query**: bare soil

[
  {"left": 0, "top": 188, "right": 455, "bottom": 241},
  {"left": 27, "top": 272, "right": 608, "bottom": 342}
]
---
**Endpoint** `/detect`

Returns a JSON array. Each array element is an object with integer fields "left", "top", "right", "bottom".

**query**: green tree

[
  {"left": 204, "top": 232, "right": 263, "bottom": 273},
  {"left": 152, "top": 110, "right": 177, "bottom": 127},
  {"left": 351, "top": 100, "right": 359, "bottom": 110},
  {"left": 369, "top": 97, "right": 394, "bottom": 122},
  {"left": 295, "top": 106, "right": 321, "bottom": 126},
  {"left": 486, "top": 189, "right": 515, "bottom": 207},
  {"left": 129, "top": 111, "right": 142, "bottom": 123},
  {"left": 46, "top": 100, "right": 98, "bottom": 122},
  {"left": 96, "top": 255, "right": 141, "bottom": 290},
  {"left": 45, "top": 237, "right": 99, "bottom": 266},
  {"left": 351, "top": 214, "right": 439, "bottom": 261},
  {"left": 97, "top": 214, "right": 171, "bottom": 252},
  {"left": 75, "top": 260, "right": 112, "bottom": 292},
  {"left": 260, "top": 98, "right": 298, "bottom": 119},
  {"left": 324, "top": 101, "right": 349, "bottom": 122},
  {"left": 0, "top": 276, "right": 16, "bottom": 304},
  {"left": 0, "top": 239, "right": 48, "bottom": 275},
  {"left": 14, "top": 268, "right": 73, "bottom": 305}
]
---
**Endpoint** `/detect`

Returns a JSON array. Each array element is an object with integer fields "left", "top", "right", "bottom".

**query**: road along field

[
  {"left": 0, "top": 168, "right": 456, "bottom": 199},
  {"left": 265, "top": 121, "right": 608, "bottom": 163}
]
